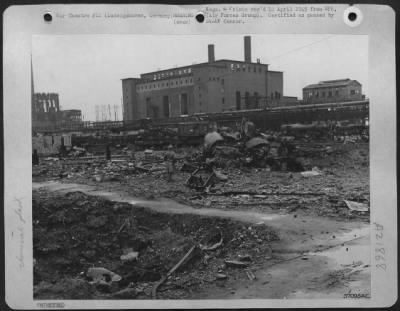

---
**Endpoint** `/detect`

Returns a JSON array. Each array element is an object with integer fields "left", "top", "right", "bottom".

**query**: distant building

[
  {"left": 31, "top": 58, "right": 82, "bottom": 131},
  {"left": 122, "top": 36, "right": 286, "bottom": 121},
  {"left": 303, "top": 79, "right": 364, "bottom": 104},
  {"left": 61, "top": 109, "right": 82, "bottom": 122},
  {"left": 32, "top": 92, "right": 60, "bottom": 123},
  {"left": 31, "top": 92, "right": 82, "bottom": 130},
  {"left": 280, "top": 96, "right": 300, "bottom": 107}
]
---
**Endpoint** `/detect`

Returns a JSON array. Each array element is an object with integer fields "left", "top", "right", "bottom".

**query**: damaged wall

[{"left": 32, "top": 135, "right": 72, "bottom": 155}]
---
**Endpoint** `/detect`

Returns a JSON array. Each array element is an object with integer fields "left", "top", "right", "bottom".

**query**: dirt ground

[
  {"left": 33, "top": 190, "right": 279, "bottom": 299},
  {"left": 32, "top": 142, "right": 370, "bottom": 299}
]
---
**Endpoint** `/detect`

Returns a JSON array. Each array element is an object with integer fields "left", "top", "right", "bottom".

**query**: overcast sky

[{"left": 32, "top": 34, "right": 368, "bottom": 121}]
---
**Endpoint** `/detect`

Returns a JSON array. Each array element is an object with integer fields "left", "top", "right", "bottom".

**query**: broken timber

[
  {"left": 152, "top": 245, "right": 197, "bottom": 299},
  {"left": 186, "top": 168, "right": 216, "bottom": 190}
]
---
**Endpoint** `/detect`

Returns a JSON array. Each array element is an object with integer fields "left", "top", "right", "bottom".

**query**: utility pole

[
  {"left": 113, "top": 105, "right": 119, "bottom": 121},
  {"left": 121, "top": 97, "right": 124, "bottom": 121},
  {"left": 101, "top": 105, "right": 107, "bottom": 121},
  {"left": 95, "top": 105, "right": 100, "bottom": 121},
  {"left": 108, "top": 104, "right": 112, "bottom": 121}
]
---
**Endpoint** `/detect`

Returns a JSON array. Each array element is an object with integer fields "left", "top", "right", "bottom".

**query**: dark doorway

[
  {"left": 163, "top": 96, "right": 170, "bottom": 117},
  {"left": 146, "top": 97, "right": 151, "bottom": 118},
  {"left": 236, "top": 91, "right": 241, "bottom": 110},
  {"left": 152, "top": 106, "right": 159, "bottom": 119},
  {"left": 245, "top": 91, "right": 250, "bottom": 109},
  {"left": 180, "top": 93, "right": 188, "bottom": 115},
  {"left": 254, "top": 92, "right": 259, "bottom": 108}
]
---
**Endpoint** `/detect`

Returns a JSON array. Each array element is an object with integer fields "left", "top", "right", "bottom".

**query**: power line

[
  {"left": 266, "top": 35, "right": 337, "bottom": 62},
  {"left": 124, "top": 36, "right": 339, "bottom": 115},
  {"left": 138, "top": 36, "right": 337, "bottom": 86}
]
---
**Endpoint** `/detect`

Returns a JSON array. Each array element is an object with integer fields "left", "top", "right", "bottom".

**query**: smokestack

[
  {"left": 208, "top": 44, "right": 215, "bottom": 63},
  {"left": 244, "top": 36, "right": 251, "bottom": 63}
]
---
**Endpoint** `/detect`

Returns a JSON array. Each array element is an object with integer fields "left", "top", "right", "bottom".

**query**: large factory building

[{"left": 122, "top": 36, "right": 285, "bottom": 121}]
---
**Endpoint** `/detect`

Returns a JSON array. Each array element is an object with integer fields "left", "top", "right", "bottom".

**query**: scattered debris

[
  {"left": 152, "top": 245, "right": 197, "bottom": 299},
  {"left": 200, "top": 228, "right": 223, "bottom": 251},
  {"left": 203, "top": 254, "right": 212, "bottom": 264},
  {"left": 224, "top": 260, "right": 250, "bottom": 268},
  {"left": 204, "top": 132, "right": 223, "bottom": 149},
  {"left": 238, "top": 254, "right": 252, "bottom": 262},
  {"left": 87, "top": 215, "right": 108, "bottom": 228},
  {"left": 246, "top": 270, "right": 256, "bottom": 281},
  {"left": 301, "top": 170, "right": 321, "bottom": 177},
  {"left": 214, "top": 170, "right": 229, "bottom": 182},
  {"left": 344, "top": 200, "right": 369, "bottom": 212},
  {"left": 86, "top": 267, "right": 122, "bottom": 286},
  {"left": 33, "top": 189, "right": 280, "bottom": 299},
  {"left": 216, "top": 273, "right": 228, "bottom": 280},
  {"left": 186, "top": 168, "right": 216, "bottom": 190},
  {"left": 265, "top": 245, "right": 273, "bottom": 260},
  {"left": 32, "top": 123, "right": 369, "bottom": 299},
  {"left": 120, "top": 251, "right": 139, "bottom": 262},
  {"left": 245, "top": 137, "right": 270, "bottom": 149},
  {"left": 108, "top": 287, "right": 138, "bottom": 299}
]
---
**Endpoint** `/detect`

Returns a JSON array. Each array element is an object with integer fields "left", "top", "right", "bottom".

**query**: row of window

[
  {"left": 137, "top": 74, "right": 227, "bottom": 92},
  {"left": 307, "top": 89, "right": 360, "bottom": 98},
  {"left": 137, "top": 78, "right": 194, "bottom": 92},
  {"left": 230, "top": 63, "right": 264, "bottom": 73},
  {"left": 147, "top": 68, "right": 193, "bottom": 81},
  {"left": 209, "top": 76, "right": 224, "bottom": 82},
  {"left": 144, "top": 63, "right": 264, "bottom": 82}
]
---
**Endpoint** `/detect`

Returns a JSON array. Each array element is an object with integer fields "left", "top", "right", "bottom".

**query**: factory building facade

[
  {"left": 122, "top": 36, "right": 285, "bottom": 121},
  {"left": 303, "top": 79, "right": 364, "bottom": 104}
]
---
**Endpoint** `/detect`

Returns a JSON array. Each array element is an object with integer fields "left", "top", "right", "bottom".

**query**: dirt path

[{"left": 33, "top": 181, "right": 370, "bottom": 299}]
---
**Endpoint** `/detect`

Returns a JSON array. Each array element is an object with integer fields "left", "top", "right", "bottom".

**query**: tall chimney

[
  {"left": 208, "top": 44, "right": 215, "bottom": 63},
  {"left": 244, "top": 36, "right": 251, "bottom": 63}
]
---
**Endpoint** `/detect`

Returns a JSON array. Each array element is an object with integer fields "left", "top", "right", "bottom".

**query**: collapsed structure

[{"left": 31, "top": 57, "right": 82, "bottom": 131}]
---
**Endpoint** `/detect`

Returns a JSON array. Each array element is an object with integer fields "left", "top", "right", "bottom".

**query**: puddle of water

[
  {"left": 309, "top": 243, "right": 370, "bottom": 266},
  {"left": 129, "top": 200, "right": 156, "bottom": 206},
  {"left": 260, "top": 215, "right": 285, "bottom": 221},
  {"left": 286, "top": 230, "right": 370, "bottom": 299},
  {"left": 127, "top": 197, "right": 287, "bottom": 222},
  {"left": 336, "top": 227, "right": 370, "bottom": 242},
  {"left": 289, "top": 243, "right": 370, "bottom": 299}
]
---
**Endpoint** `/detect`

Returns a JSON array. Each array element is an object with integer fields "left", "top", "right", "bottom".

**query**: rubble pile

[
  {"left": 32, "top": 140, "right": 369, "bottom": 220},
  {"left": 32, "top": 147, "right": 197, "bottom": 182},
  {"left": 185, "top": 167, "right": 369, "bottom": 218},
  {"left": 33, "top": 190, "right": 278, "bottom": 299},
  {"left": 32, "top": 118, "right": 370, "bottom": 299}
]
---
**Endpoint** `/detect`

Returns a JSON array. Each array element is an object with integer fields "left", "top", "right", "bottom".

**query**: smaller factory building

[
  {"left": 122, "top": 36, "right": 286, "bottom": 121},
  {"left": 303, "top": 79, "right": 364, "bottom": 104}
]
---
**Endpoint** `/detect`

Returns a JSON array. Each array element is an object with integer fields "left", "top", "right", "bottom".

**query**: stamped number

[{"left": 374, "top": 223, "right": 386, "bottom": 271}]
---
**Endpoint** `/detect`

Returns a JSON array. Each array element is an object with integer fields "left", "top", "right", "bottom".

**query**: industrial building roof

[
  {"left": 140, "top": 59, "right": 269, "bottom": 75},
  {"left": 122, "top": 59, "right": 277, "bottom": 81},
  {"left": 121, "top": 36, "right": 287, "bottom": 82},
  {"left": 303, "top": 79, "right": 361, "bottom": 89}
]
